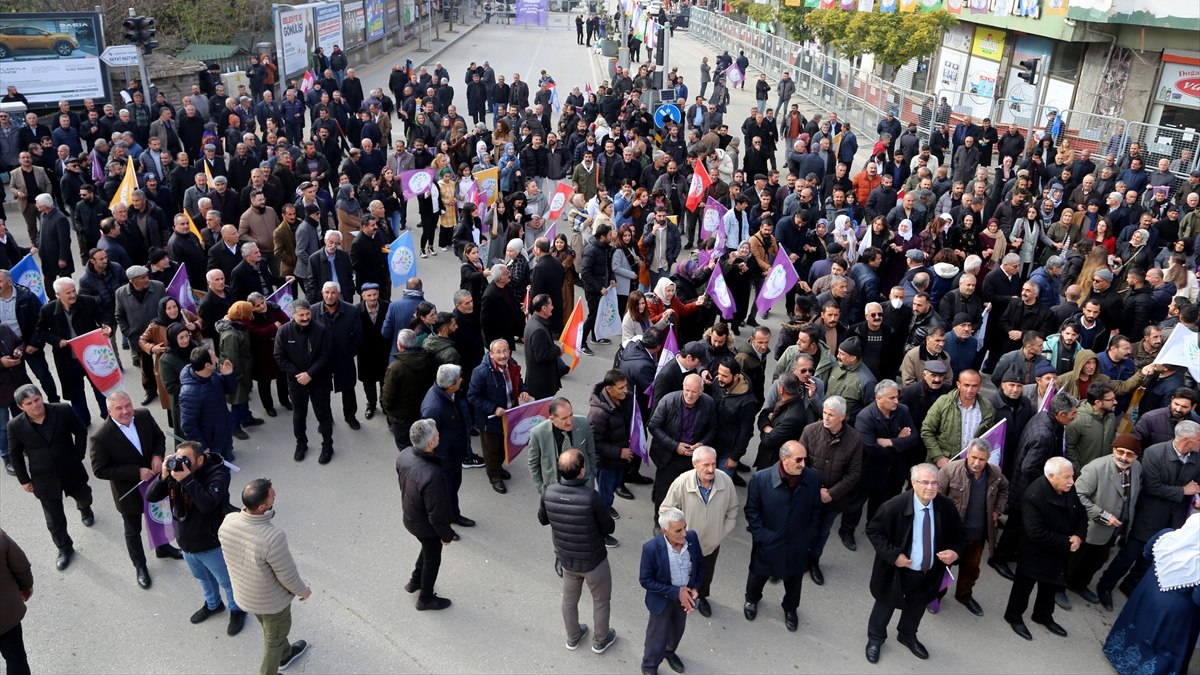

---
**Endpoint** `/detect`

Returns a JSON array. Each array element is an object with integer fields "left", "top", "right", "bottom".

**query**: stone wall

[{"left": 107, "top": 53, "right": 206, "bottom": 103}]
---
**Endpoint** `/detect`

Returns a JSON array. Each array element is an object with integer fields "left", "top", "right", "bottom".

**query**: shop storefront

[{"left": 1152, "top": 50, "right": 1200, "bottom": 131}]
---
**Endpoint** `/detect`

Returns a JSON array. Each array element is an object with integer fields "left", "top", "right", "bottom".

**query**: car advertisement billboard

[{"left": 0, "top": 12, "right": 110, "bottom": 106}]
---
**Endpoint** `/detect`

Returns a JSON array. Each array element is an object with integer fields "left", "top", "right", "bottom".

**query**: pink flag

[
  {"left": 754, "top": 248, "right": 799, "bottom": 316},
  {"left": 138, "top": 482, "right": 177, "bottom": 548},
  {"left": 705, "top": 261, "right": 736, "bottom": 320},
  {"left": 544, "top": 181, "right": 574, "bottom": 222},
  {"left": 629, "top": 400, "right": 650, "bottom": 465},
  {"left": 166, "top": 264, "right": 197, "bottom": 313},
  {"left": 501, "top": 397, "right": 554, "bottom": 463},
  {"left": 399, "top": 169, "right": 437, "bottom": 201}
]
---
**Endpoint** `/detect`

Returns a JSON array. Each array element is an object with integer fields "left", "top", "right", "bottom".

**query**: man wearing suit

[
  {"left": 306, "top": 230, "right": 354, "bottom": 303},
  {"left": 8, "top": 384, "right": 93, "bottom": 572},
  {"left": 229, "top": 242, "right": 288, "bottom": 303},
  {"left": 640, "top": 507, "right": 704, "bottom": 675},
  {"left": 526, "top": 397, "right": 598, "bottom": 496},
  {"left": 743, "top": 440, "right": 821, "bottom": 631},
  {"left": 88, "top": 391, "right": 182, "bottom": 589},
  {"left": 1095, "top": 421, "right": 1200, "bottom": 609},
  {"left": 863, "top": 462, "right": 964, "bottom": 664},
  {"left": 34, "top": 195, "right": 74, "bottom": 300},
  {"left": 35, "top": 278, "right": 112, "bottom": 426},
  {"left": 206, "top": 225, "right": 243, "bottom": 280},
  {"left": 12, "top": 151, "right": 53, "bottom": 244},
  {"left": 649, "top": 374, "right": 717, "bottom": 525}
]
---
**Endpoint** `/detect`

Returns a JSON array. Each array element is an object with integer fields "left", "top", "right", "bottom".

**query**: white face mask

[{"left": 890, "top": 298, "right": 903, "bottom": 309}]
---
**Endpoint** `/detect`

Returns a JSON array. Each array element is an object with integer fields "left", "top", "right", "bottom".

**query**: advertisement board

[
  {"left": 314, "top": 4, "right": 344, "bottom": 56},
  {"left": 366, "top": 0, "right": 385, "bottom": 41},
  {"left": 342, "top": 1, "right": 366, "bottom": 50},
  {"left": 0, "top": 12, "right": 109, "bottom": 106},
  {"left": 1157, "top": 61, "right": 1200, "bottom": 110},
  {"left": 275, "top": 5, "right": 312, "bottom": 80}
]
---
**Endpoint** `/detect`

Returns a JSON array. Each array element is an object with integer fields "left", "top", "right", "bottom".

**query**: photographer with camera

[{"left": 145, "top": 441, "right": 245, "bottom": 636}]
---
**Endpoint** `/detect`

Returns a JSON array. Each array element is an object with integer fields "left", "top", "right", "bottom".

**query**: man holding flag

[
  {"left": 35, "top": 278, "right": 112, "bottom": 426},
  {"left": 88, "top": 391, "right": 183, "bottom": 590}
]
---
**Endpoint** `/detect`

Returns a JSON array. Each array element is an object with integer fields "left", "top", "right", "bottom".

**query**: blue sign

[{"left": 654, "top": 104, "right": 681, "bottom": 128}]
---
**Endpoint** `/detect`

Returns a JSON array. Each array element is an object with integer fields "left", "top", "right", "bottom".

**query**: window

[{"left": 1049, "top": 42, "right": 1085, "bottom": 80}]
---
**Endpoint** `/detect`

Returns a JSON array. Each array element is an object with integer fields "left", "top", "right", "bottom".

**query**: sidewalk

[{"left": 348, "top": 15, "right": 486, "bottom": 102}]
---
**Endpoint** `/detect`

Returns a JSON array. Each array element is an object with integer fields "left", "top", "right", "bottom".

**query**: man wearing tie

[
  {"left": 639, "top": 507, "right": 704, "bottom": 675},
  {"left": 88, "top": 391, "right": 183, "bottom": 590},
  {"left": 863, "top": 463, "right": 964, "bottom": 664}
]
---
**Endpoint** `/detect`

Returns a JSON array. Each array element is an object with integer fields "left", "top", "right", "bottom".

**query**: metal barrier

[
  {"left": 1123, "top": 121, "right": 1200, "bottom": 181},
  {"left": 687, "top": 8, "right": 936, "bottom": 146}
]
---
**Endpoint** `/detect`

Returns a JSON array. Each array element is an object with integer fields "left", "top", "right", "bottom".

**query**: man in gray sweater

[{"left": 219, "top": 479, "right": 311, "bottom": 674}]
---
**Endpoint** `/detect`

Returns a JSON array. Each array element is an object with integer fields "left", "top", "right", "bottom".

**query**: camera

[{"left": 165, "top": 455, "right": 192, "bottom": 472}]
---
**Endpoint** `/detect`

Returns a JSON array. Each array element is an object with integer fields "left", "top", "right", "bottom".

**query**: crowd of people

[{"left": 1, "top": 19, "right": 1199, "bottom": 675}]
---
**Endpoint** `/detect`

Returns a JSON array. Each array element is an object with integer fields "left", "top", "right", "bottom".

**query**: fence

[
  {"left": 691, "top": 7, "right": 1200, "bottom": 183},
  {"left": 688, "top": 7, "right": 937, "bottom": 147}
]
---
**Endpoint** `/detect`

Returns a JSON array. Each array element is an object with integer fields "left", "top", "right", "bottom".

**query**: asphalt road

[{"left": 0, "top": 20, "right": 1154, "bottom": 675}]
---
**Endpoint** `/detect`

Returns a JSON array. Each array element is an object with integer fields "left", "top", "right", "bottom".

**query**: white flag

[{"left": 1154, "top": 326, "right": 1200, "bottom": 381}]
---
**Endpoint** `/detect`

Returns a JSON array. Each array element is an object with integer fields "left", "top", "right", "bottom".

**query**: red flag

[
  {"left": 69, "top": 329, "right": 124, "bottom": 394},
  {"left": 544, "top": 181, "right": 574, "bottom": 222},
  {"left": 686, "top": 160, "right": 711, "bottom": 212},
  {"left": 559, "top": 299, "right": 585, "bottom": 372}
]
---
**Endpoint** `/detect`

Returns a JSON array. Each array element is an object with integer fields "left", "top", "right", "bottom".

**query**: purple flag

[
  {"left": 754, "top": 248, "right": 799, "bottom": 316},
  {"left": 502, "top": 397, "right": 554, "bottom": 463},
  {"left": 90, "top": 150, "right": 104, "bottom": 182},
  {"left": 697, "top": 248, "right": 712, "bottom": 268},
  {"left": 544, "top": 221, "right": 557, "bottom": 242},
  {"left": 267, "top": 284, "right": 295, "bottom": 318},
  {"left": 724, "top": 64, "right": 744, "bottom": 87},
  {"left": 705, "top": 261, "right": 736, "bottom": 320},
  {"left": 630, "top": 399, "right": 651, "bottom": 465},
  {"left": 166, "top": 264, "right": 197, "bottom": 313},
  {"left": 645, "top": 326, "right": 679, "bottom": 402},
  {"left": 399, "top": 168, "right": 437, "bottom": 201},
  {"left": 138, "top": 482, "right": 177, "bottom": 549},
  {"left": 701, "top": 197, "right": 726, "bottom": 238},
  {"left": 1039, "top": 385, "right": 1056, "bottom": 412},
  {"left": 955, "top": 418, "right": 1006, "bottom": 468},
  {"left": 927, "top": 568, "right": 955, "bottom": 613}
]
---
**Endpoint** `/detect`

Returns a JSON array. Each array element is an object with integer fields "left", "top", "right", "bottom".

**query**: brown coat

[
  {"left": 938, "top": 458, "right": 1009, "bottom": 553},
  {"left": 748, "top": 232, "right": 779, "bottom": 275},
  {"left": 139, "top": 313, "right": 203, "bottom": 408},
  {"left": 0, "top": 529, "right": 33, "bottom": 635},
  {"left": 273, "top": 220, "right": 298, "bottom": 277}
]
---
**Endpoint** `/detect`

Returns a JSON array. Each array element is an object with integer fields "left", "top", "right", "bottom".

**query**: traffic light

[
  {"left": 122, "top": 15, "right": 159, "bottom": 55},
  {"left": 1017, "top": 58, "right": 1040, "bottom": 86},
  {"left": 123, "top": 16, "right": 142, "bottom": 43}
]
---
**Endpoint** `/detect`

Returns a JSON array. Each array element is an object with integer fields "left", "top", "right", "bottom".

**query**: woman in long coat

[
  {"left": 216, "top": 301, "right": 256, "bottom": 438},
  {"left": 246, "top": 293, "right": 291, "bottom": 416},
  {"left": 139, "top": 296, "right": 203, "bottom": 417}
]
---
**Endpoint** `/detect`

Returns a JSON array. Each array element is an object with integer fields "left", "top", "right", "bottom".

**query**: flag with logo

[
  {"left": 501, "top": 396, "right": 553, "bottom": 463},
  {"left": 69, "top": 329, "right": 124, "bottom": 395},
  {"left": 686, "top": 160, "right": 711, "bottom": 212},
  {"left": 754, "top": 248, "right": 799, "bottom": 315},
  {"left": 1154, "top": 325, "right": 1200, "bottom": 381},
  {"left": 702, "top": 197, "right": 727, "bottom": 247},
  {"left": 267, "top": 284, "right": 295, "bottom": 318},
  {"left": 593, "top": 290, "right": 622, "bottom": 340},
  {"left": 629, "top": 399, "right": 651, "bottom": 465},
  {"left": 646, "top": 325, "right": 679, "bottom": 403},
  {"left": 300, "top": 69, "right": 317, "bottom": 95},
  {"left": 108, "top": 156, "right": 138, "bottom": 210},
  {"left": 475, "top": 167, "right": 500, "bottom": 206},
  {"left": 544, "top": 181, "right": 574, "bottom": 222},
  {"left": 704, "top": 261, "right": 736, "bottom": 320},
  {"left": 559, "top": 298, "right": 586, "bottom": 372},
  {"left": 166, "top": 264, "right": 197, "bottom": 313},
  {"left": 954, "top": 418, "right": 1006, "bottom": 468},
  {"left": 399, "top": 168, "right": 437, "bottom": 201},
  {"left": 724, "top": 64, "right": 744, "bottom": 87},
  {"left": 10, "top": 254, "right": 46, "bottom": 304},
  {"left": 388, "top": 230, "right": 419, "bottom": 287},
  {"left": 138, "top": 482, "right": 177, "bottom": 548}
]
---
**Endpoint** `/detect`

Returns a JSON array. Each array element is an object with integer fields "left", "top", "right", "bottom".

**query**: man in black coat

[
  {"left": 206, "top": 225, "right": 243, "bottom": 280},
  {"left": 523, "top": 294, "right": 562, "bottom": 400},
  {"left": 863, "top": 463, "right": 964, "bottom": 664},
  {"left": 1003, "top": 456, "right": 1087, "bottom": 640},
  {"left": 528, "top": 238, "right": 565, "bottom": 334},
  {"left": 998, "top": 282, "right": 1056, "bottom": 354},
  {"left": 312, "top": 282, "right": 363, "bottom": 429},
  {"left": 356, "top": 286, "right": 390, "bottom": 421},
  {"left": 649, "top": 374, "right": 717, "bottom": 521},
  {"left": 166, "top": 214, "right": 209, "bottom": 290},
  {"left": 35, "top": 278, "right": 112, "bottom": 426},
  {"left": 89, "top": 391, "right": 181, "bottom": 587},
  {"left": 980, "top": 254, "right": 1022, "bottom": 369},
  {"left": 842, "top": 380, "right": 919, "bottom": 549},
  {"left": 228, "top": 242, "right": 288, "bottom": 303},
  {"left": 34, "top": 195, "right": 74, "bottom": 299},
  {"left": 273, "top": 300, "right": 334, "bottom": 463},
  {"left": 743, "top": 440, "right": 822, "bottom": 632},
  {"left": 396, "top": 418, "right": 456, "bottom": 610},
  {"left": 8, "top": 384, "right": 92, "bottom": 571},
  {"left": 349, "top": 217, "right": 390, "bottom": 298},
  {"left": 306, "top": 231, "right": 354, "bottom": 303},
  {"left": 755, "top": 373, "right": 814, "bottom": 470},
  {"left": 480, "top": 265, "right": 523, "bottom": 352}
]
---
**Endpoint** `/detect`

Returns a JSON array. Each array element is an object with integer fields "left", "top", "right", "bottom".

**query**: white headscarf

[
  {"left": 834, "top": 214, "right": 858, "bottom": 263},
  {"left": 897, "top": 218, "right": 914, "bottom": 242},
  {"left": 652, "top": 277, "right": 675, "bottom": 305},
  {"left": 1152, "top": 512, "right": 1200, "bottom": 592}
]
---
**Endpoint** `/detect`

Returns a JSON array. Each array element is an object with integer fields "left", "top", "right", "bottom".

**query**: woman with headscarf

[
  {"left": 505, "top": 238, "right": 531, "bottom": 309},
  {"left": 140, "top": 295, "right": 202, "bottom": 421},
  {"left": 246, "top": 292, "right": 291, "bottom": 417},
  {"left": 832, "top": 214, "right": 858, "bottom": 263},
  {"left": 1103, "top": 512, "right": 1200, "bottom": 675},
  {"left": 497, "top": 142, "right": 521, "bottom": 195},
  {"left": 978, "top": 217, "right": 1009, "bottom": 277},
  {"left": 216, "top": 300, "right": 258, "bottom": 440},
  {"left": 644, "top": 277, "right": 704, "bottom": 326},
  {"left": 156, "top": 323, "right": 194, "bottom": 429},
  {"left": 1115, "top": 228, "right": 1154, "bottom": 275},
  {"left": 335, "top": 183, "right": 362, "bottom": 253}
]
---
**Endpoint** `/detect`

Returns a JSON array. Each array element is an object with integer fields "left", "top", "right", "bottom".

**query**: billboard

[
  {"left": 366, "top": 0, "right": 385, "bottom": 41},
  {"left": 275, "top": 5, "right": 312, "bottom": 81},
  {"left": 314, "top": 4, "right": 344, "bottom": 56},
  {"left": 0, "top": 12, "right": 110, "bottom": 106},
  {"left": 342, "top": 2, "right": 367, "bottom": 51}
]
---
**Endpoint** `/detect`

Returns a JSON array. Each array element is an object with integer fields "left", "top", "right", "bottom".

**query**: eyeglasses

[
  {"left": 797, "top": 368, "right": 812, "bottom": 374},
  {"left": 867, "top": 313, "right": 882, "bottom": 318},
  {"left": 914, "top": 480, "right": 939, "bottom": 487}
]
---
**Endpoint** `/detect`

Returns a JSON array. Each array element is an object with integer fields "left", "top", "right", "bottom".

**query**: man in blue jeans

[{"left": 146, "top": 441, "right": 246, "bottom": 636}]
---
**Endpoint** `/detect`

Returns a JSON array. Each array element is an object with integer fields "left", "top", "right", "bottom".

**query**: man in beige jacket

[
  {"left": 219, "top": 479, "right": 311, "bottom": 674},
  {"left": 660, "top": 446, "right": 740, "bottom": 618}
]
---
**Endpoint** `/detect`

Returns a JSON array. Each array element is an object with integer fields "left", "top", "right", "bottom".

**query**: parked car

[{"left": 0, "top": 25, "right": 79, "bottom": 59}]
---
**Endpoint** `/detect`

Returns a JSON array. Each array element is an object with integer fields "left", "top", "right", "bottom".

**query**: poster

[
  {"left": 314, "top": 3, "right": 344, "bottom": 57},
  {"left": 515, "top": 0, "right": 548, "bottom": 26},
  {"left": 1156, "top": 62, "right": 1200, "bottom": 109},
  {"left": 366, "top": 0, "right": 385, "bottom": 41},
  {"left": 970, "top": 26, "right": 1006, "bottom": 62},
  {"left": 0, "top": 12, "right": 109, "bottom": 106},
  {"left": 341, "top": 2, "right": 366, "bottom": 50},
  {"left": 938, "top": 49, "right": 968, "bottom": 92},
  {"left": 275, "top": 6, "right": 312, "bottom": 80}
]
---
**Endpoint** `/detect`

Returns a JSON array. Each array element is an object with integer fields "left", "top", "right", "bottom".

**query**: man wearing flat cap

[
  {"left": 825, "top": 336, "right": 876, "bottom": 425},
  {"left": 114, "top": 265, "right": 166, "bottom": 405}
]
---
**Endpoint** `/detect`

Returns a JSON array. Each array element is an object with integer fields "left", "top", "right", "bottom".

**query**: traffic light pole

[
  {"left": 1024, "top": 58, "right": 1049, "bottom": 148},
  {"left": 125, "top": 8, "right": 156, "bottom": 95}
]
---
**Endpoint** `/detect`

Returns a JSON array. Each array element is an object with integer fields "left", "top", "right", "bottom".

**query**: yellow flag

[
  {"left": 185, "top": 210, "right": 205, "bottom": 246},
  {"left": 108, "top": 156, "right": 138, "bottom": 211},
  {"left": 203, "top": 160, "right": 214, "bottom": 185},
  {"left": 474, "top": 167, "right": 500, "bottom": 206}
]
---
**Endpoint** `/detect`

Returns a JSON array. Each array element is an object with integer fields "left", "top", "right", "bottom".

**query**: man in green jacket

[
  {"left": 824, "top": 337, "right": 877, "bottom": 424},
  {"left": 526, "top": 397, "right": 598, "bottom": 495},
  {"left": 921, "top": 369, "right": 995, "bottom": 467},
  {"left": 1066, "top": 382, "right": 1116, "bottom": 473}
]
